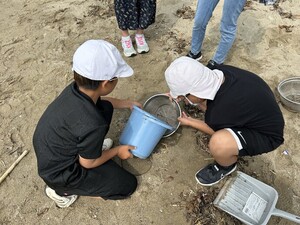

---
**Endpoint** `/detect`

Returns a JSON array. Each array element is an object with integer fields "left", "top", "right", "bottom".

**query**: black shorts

[{"left": 227, "top": 128, "right": 284, "bottom": 156}]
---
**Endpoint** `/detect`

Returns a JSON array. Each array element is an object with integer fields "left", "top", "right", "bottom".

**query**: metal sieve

[
  {"left": 143, "top": 94, "right": 181, "bottom": 137},
  {"left": 277, "top": 77, "right": 300, "bottom": 112}
]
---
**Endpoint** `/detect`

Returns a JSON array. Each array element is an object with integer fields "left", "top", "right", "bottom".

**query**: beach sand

[{"left": 0, "top": 0, "right": 299, "bottom": 224}]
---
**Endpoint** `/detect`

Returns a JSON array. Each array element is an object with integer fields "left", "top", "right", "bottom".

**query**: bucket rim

[{"left": 133, "top": 105, "right": 173, "bottom": 130}]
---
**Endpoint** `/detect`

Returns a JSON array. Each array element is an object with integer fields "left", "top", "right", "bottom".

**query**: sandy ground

[{"left": 0, "top": 0, "right": 300, "bottom": 224}]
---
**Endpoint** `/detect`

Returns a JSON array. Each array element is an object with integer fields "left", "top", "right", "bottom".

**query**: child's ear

[{"left": 100, "top": 80, "right": 110, "bottom": 88}]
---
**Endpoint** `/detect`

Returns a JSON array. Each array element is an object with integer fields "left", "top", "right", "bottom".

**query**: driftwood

[{"left": 0, "top": 150, "right": 29, "bottom": 184}]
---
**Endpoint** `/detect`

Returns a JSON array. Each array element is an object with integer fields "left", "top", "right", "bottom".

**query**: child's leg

[
  {"left": 114, "top": 0, "right": 138, "bottom": 30},
  {"left": 195, "top": 127, "right": 283, "bottom": 186},
  {"left": 121, "top": 29, "right": 130, "bottom": 37},
  {"left": 195, "top": 129, "right": 238, "bottom": 186},
  {"left": 134, "top": 0, "right": 156, "bottom": 53},
  {"left": 136, "top": 29, "right": 143, "bottom": 35},
  {"left": 59, "top": 160, "right": 137, "bottom": 200},
  {"left": 135, "top": 29, "right": 149, "bottom": 53},
  {"left": 209, "top": 129, "right": 239, "bottom": 166},
  {"left": 137, "top": 0, "right": 156, "bottom": 29},
  {"left": 114, "top": 0, "right": 137, "bottom": 57}
]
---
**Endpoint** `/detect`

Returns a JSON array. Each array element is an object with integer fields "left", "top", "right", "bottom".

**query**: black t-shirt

[
  {"left": 205, "top": 65, "right": 284, "bottom": 139},
  {"left": 33, "top": 82, "right": 110, "bottom": 187}
]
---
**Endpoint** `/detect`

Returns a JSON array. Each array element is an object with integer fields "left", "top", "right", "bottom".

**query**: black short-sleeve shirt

[
  {"left": 33, "top": 82, "right": 111, "bottom": 187},
  {"left": 205, "top": 65, "right": 284, "bottom": 140}
]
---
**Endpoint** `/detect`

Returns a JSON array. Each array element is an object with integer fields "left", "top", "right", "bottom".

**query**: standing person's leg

[
  {"left": 189, "top": 0, "right": 219, "bottom": 59},
  {"left": 121, "top": 30, "right": 130, "bottom": 37},
  {"left": 114, "top": 0, "right": 137, "bottom": 57},
  {"left": 212, "top": 0, "right": 247, "bottom": 64},
  {"left": 135, "top": 0, "right": 156, "bottom": 53},
  {"left": 138, "top": 0, "right": 156, "bottom": 29}
]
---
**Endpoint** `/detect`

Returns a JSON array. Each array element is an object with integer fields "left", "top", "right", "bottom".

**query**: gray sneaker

[
  {"left": 45, "top": 186, "right": 78, "bottom": 208},
  {"left": 195, "top": 162, "right": 237, "bottom": 186}
]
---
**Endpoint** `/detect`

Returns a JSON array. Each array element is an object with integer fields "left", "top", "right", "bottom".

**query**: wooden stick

[{"left": 0, "top": 150, "right": 29, "bottom": 184}]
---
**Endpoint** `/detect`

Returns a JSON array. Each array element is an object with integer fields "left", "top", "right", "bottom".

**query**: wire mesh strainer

[
  {"left": 277, "top": 77, "right": 300, "bottom": 112},
  {"left": 143, "top": 94, "right": 181, "bottom": 137}
]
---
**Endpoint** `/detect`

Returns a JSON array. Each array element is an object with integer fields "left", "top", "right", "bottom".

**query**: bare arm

[
  {"left": 79, "top": 145, "right": 135, "bottom": 169},
  {"left": 178, "top": 112, "right": 215, "bottom": 135},
  {"left": 102, "top": 97, "right": 142, "bottom": 109}
]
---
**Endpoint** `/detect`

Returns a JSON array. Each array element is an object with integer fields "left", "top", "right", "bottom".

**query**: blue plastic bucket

[{"left": 119, "top": 106, "right": 173, "bottom": 159}]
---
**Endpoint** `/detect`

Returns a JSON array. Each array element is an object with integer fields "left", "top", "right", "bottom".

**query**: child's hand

[
  {"left": 165, "top": 92, "right": 178, "bottom": 102},
  {"left": 129, "top": 101, "right": 142, "bottom": 110},
  {"left": 116, "top": 145, "right": 135, "bottom": 159},
  {"left": 178, "top": 111, "right": 193, "bottom": 126}
]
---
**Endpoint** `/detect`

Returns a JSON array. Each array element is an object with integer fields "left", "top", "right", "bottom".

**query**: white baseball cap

[
  {"left": 165, "top": 56, "right": 224, "bottom": 100},
  {"left": 72, "top": 40, "right": 133, "bottom": 80}
]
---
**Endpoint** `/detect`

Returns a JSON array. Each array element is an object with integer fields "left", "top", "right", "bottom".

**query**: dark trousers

[{"left": 54, "top": 160, "right": 137, "bottom": 200}]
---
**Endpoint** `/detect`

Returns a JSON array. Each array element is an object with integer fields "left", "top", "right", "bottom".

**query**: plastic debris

[
  {"left": 259, "top": 0, "right": 277, "bottom": 5},
  {"left": 282, "top": 150, "right": 289, "bottom": 155}
]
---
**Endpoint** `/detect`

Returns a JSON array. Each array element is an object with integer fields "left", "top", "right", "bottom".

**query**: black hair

[{"left": 73, "top": 71, "right": 102, "bottom": 90}]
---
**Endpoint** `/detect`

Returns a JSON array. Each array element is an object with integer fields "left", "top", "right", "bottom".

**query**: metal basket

[{"left": 277, "top": 77, "right": 300, "bottom": 112}]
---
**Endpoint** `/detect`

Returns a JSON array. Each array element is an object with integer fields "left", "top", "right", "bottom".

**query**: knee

[
  {"left": 209, "top": 131, "right": 229, "bottom": 157},
  {"left": 113, "top": 173, "right": 137, "bottom": 200},
  {"left": 220, "top": 20, "right": 237, "bottom": 35},
  {"left": 193, "top": 15, "right": 210, "bottom": 31},
  {"left": 193, "top": 21, "right": 207, "bottom": 32}
]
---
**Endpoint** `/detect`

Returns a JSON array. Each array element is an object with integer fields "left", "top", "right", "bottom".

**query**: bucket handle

[{"left": 272, "top": 208, "right": 300, "bottom": 224}]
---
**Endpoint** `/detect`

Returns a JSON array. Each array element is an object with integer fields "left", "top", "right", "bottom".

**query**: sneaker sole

[
  {"left": 137, "top": 48, "right": 149, "bottom": 54},
  {"left": 58, "top": 195, "right": 78, "bottom": 208},
  {"left": 124, "top": 52, "right": 137, "bottom": 57},
  {"left": 195, "top": 164, "right": 237, "bottom": 186},
  {"left": 187, "top": 53, "right": 203, "bottom": 61},
  {"left": 45, "top": 186, "right": 78, "bottom": 208},
  {"left": 195, "top": 55, "right": 203, "bottom": 61}
]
